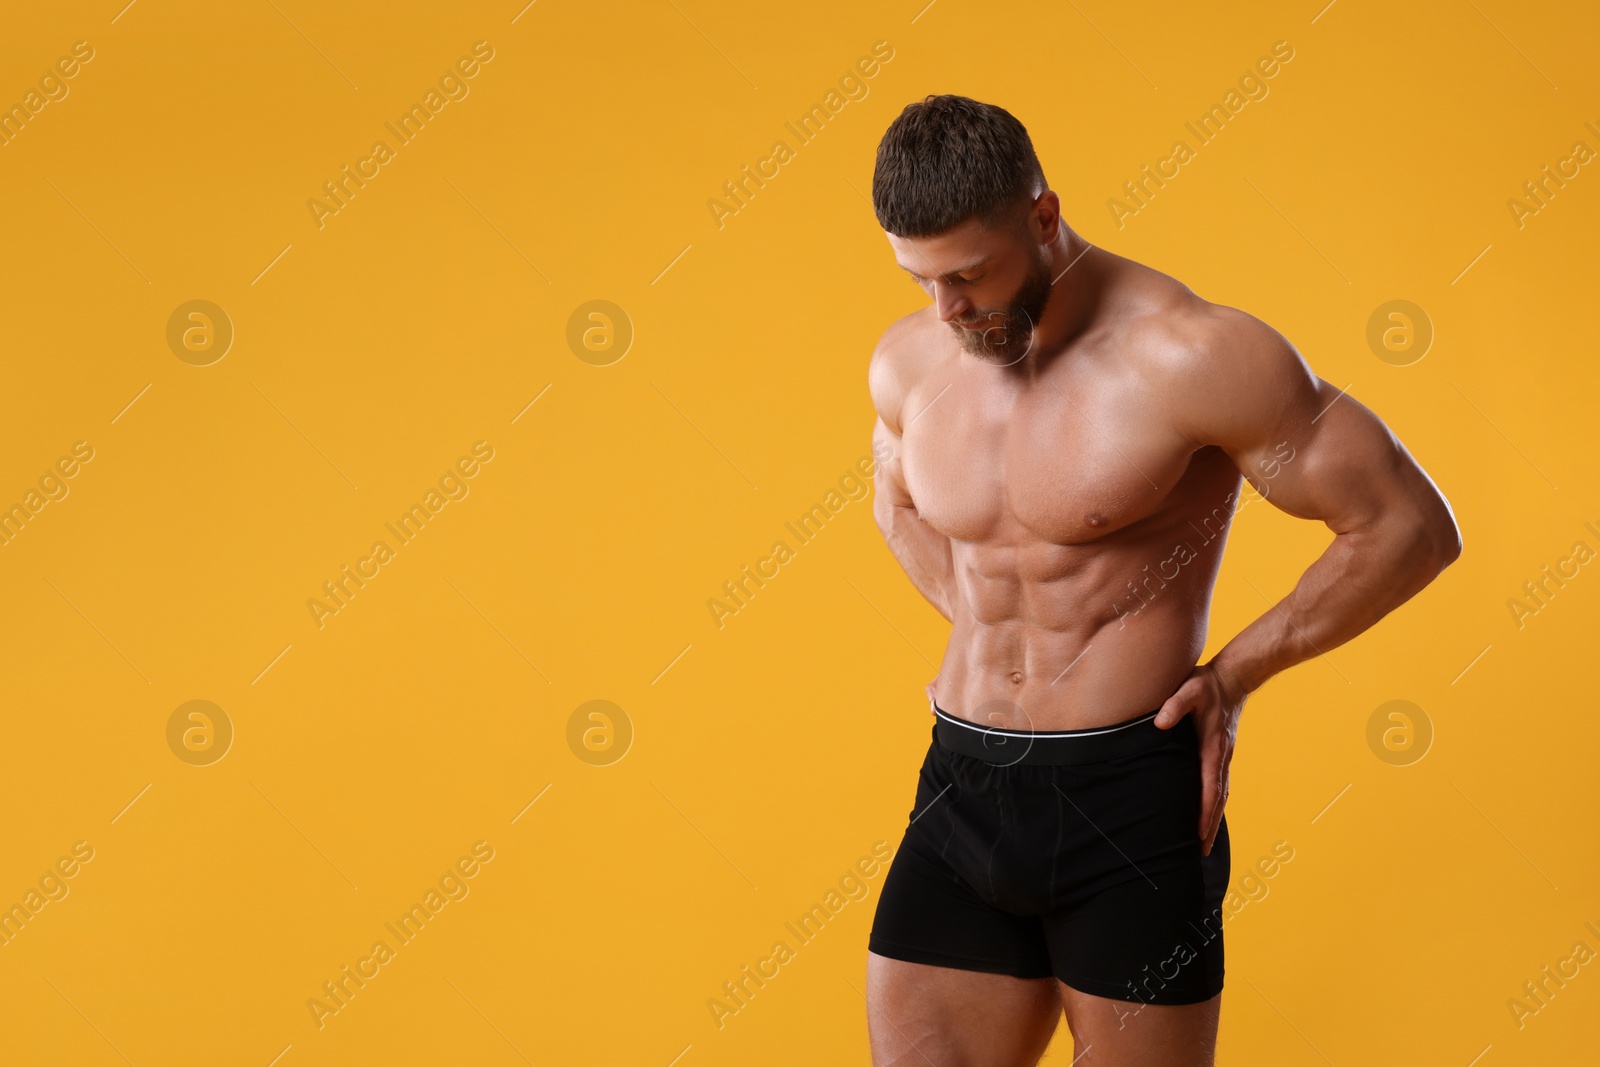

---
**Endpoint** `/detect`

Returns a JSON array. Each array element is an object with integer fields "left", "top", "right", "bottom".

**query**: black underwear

[{"left": 868, "top": 703, "right": 1230, "bottom": 1004}]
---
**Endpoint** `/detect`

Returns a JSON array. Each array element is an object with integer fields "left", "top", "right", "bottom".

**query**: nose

[{"left": 932, "top": 281, "right": 970, "bottom": 323}]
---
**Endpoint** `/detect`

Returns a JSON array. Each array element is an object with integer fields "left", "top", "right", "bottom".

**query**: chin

[{"left": 958, "top": 330, "right": 1027, "bottom": 362}]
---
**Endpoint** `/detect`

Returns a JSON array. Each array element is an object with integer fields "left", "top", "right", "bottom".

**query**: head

[{"left": 873, "top": 94, "right": 1055, "bottom": 363}]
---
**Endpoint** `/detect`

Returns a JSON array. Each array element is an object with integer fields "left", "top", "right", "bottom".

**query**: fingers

[
  {"left": 1198, "top": 762, "right": 1219, "bottom": 840},
  {"left": 1200, "top": 785, "right": 1226, "bottom": 852},
  {"left": 1201, "top": 790, "right": 1227, "bottom": 855},
  {"left": 1155, "top": 680, "right": 1197, "bottom": 729},
  {"left": 1200, "top": 745, "right": 1231, "bottom": 853},
  {"left": 1197, "top": 730, "right": 1229, "bottom": 834}
]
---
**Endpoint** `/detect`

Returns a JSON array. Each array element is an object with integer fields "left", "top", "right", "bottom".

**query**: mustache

[
  {"left": 953, "top": 313, "right": 1021, "bottom": 330},
  {"left": 954, "top": 311, "right": 1006, "bottom": 326}
]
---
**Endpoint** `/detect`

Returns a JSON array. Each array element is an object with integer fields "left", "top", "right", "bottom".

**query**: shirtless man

[{"left": 862, "top": 95, "right": 1461, "bottom": 1066}]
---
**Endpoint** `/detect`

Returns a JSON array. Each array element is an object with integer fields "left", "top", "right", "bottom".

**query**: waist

[{"left": 932, "top": 701, "right": 1191, "bottom": 766}]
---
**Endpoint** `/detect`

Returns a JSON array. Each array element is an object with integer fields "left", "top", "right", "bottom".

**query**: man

[{"left": 862, "top": 94, "right": 1461, "bottom": 1066}]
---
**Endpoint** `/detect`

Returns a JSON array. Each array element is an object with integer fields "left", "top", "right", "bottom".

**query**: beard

[{"left": 950, "top": 249, "right": 1054, "bottom": 364}]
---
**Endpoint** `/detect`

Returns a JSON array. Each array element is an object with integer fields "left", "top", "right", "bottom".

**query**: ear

[{"left": 1030, "top": 190, "right": 1061, "bottom": 244}]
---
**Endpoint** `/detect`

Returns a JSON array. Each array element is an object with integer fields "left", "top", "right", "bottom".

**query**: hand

[{"left": 1154, "top": 661, "right": 1248, "bottom": 857}]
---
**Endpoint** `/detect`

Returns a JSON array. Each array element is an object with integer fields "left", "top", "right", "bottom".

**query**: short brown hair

[{"left": 871, "top": 94, "right": 1046, "bottom": 237}]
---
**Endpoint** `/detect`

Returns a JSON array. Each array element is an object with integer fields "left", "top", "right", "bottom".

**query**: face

[{"left": 889, "top": 209, "right": 1054, "bottom": 365}]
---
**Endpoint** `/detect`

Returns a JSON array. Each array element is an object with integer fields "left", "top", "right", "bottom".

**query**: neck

[{"left": 974, "top": 227, "right": 1103, "bottom": 380}]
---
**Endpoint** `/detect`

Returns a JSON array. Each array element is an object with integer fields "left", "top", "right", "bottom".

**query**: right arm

[{"left": 869, "top": 335, "right": 956, "bottom": 623}]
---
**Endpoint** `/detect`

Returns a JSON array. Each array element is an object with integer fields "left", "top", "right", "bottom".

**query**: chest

[{"left": 899, "top": 374, "right": 1198, "bottom": 545}]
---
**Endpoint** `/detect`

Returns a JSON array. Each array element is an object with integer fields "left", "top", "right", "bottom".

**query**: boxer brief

[{"left": 868, "top": 701, "right": 1230, "bottom": 1005}]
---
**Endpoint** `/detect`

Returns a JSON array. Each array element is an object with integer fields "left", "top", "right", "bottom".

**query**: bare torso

[{"left": 882, "top": 250, "right": 1256, "bottom": 731}]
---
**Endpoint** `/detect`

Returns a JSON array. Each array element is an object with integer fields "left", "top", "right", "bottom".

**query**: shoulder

[
  {"left": 1120, "top": 285, "right": 1318, "bottom": 451},
  {"left": 867, "top": 307, "right": 937, "bottom": 435},
  {"left": 1106, "top": 259, "right": 1288, "bottom": 372}
]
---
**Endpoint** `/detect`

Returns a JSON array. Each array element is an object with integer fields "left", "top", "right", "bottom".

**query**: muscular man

[{"left": 862, "top": 95, "right": 1461, "bottom": 1066}]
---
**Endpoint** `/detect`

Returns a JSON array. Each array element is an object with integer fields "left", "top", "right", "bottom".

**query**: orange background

[{"left": 1, "top": 1, "right": 1596, "bottom": 1064}]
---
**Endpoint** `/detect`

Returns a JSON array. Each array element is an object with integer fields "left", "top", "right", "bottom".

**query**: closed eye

[{"left": 907, "top": 272, "right": 982, "bottom": 285}]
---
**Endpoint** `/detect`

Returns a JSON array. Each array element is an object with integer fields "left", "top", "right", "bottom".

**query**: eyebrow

[{"left": 898, "top": 257, "right": 990, "bottom": 281}]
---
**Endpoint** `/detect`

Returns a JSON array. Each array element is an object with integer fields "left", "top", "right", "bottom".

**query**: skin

[{"left": 865, "top": 187, "right": 1462, "bottom": 1065}]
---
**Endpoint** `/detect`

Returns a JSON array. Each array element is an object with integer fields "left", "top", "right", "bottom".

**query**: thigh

[
  {"left": 1058, "top": 983, "right": 1219, "bottom": 1067},
  {"left": 866, "top": 951, "right": 1062, "bottom": 1067}
]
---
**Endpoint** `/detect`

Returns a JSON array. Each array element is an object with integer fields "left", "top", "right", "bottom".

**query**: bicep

[
  {"left": 1181, "top": 315, "right": 1417, "bottom": 535},
  {"left": 872, "top": 414, "right": 914, "bottom": 514},
  {"left": 868, "top": 331, "right": 917, "bottom": 519},
  {"left": 1244, "top": 382, "right": 1417, "bottom": 535}
]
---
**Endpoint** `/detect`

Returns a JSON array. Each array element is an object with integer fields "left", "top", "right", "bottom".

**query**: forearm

[
  {"left": 877, "top": 501, "right": 957, "bottom": 623},
  {"left": 1208, "top": 518, "right": 1455, "bottom": 695}
]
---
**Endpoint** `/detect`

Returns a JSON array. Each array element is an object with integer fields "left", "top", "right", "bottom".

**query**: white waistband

[{"left": 933, "top": 705, "right": 1160, "bottom": 738}]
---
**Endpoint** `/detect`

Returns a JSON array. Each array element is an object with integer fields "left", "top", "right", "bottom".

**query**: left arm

[{"left": 1153, "top": 306, "right": 1463, "bottom": 853}]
